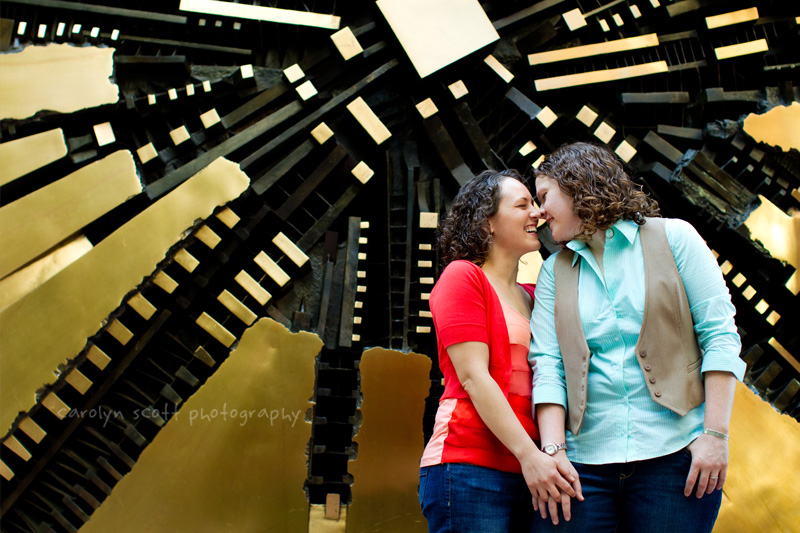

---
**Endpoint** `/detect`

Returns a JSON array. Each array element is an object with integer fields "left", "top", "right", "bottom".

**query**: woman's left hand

[{"left": 683, "top": 433, "right": 728, "bottom": 498}]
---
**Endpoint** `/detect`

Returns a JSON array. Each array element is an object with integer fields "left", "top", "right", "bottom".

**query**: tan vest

[{"left": 553, "top": 218, "right": 704, "bottom": 435}]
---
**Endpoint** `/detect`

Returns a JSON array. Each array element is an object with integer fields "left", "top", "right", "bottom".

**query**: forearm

[
  {"left": 703, "top": 370, "right": 737, "bottom": 434},
  {"left": 536, "top": 403, "right": 568, "bottom": 446}
]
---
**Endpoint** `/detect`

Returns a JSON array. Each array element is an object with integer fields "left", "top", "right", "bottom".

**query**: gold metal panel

[
  {"left": 235, "top": 270, "right": 271, "bottom": 306},
  {"left": 448, "top": 80, "right": 469, "bottom": 99},
  {"left": 64, "top": 368, "right": 92, "bottom": 395},
  {"left": 18, "top": 417, "right": 46, "bottom": 444},
  {"left": 215, "top": 207, "right": 240, "bottom": 229},
  {"left": 284, "top": 64, "right": 305, "bottom": 82},
  {"left": 309, "top": 503, "right": 347, "bottom": 532},
  {"left": 153, "top": 271, "right": 179, "bottom": 293},
  {"left": 195, "top": 225, "right": 221, "bottom": 249},
  {"left": 351, "top": 161, "right": 374, "bottom": 184},
  {"left": 0, "top": 235, "right": 92, "bottom": 313},
  {"left": 128, "top": 293, "right": 157, "bottom": 320},
  {"left": 86, "top": 344, "right": 111, "bottom": 370},
  {"left": 0, "top": 460, "right": 13, "bottom": 481},
  {"left": 254, "top": 251, "right": 290, "bottom": 287},
  {"left": 93, "top": 122, "right": 116, "bottom": 146},
  {"left": 416, "top": 98, "right": 438, "bottom": 119},
  {"left": 376, "top": 0, "right": 498, "bottom": 78},
  {"left": 715, "top": 382, "right": 800, "bottom": 532},
  {"left": 311, "top": 123, "right": 335, "bottom": 144},
  {"left": 273, "top": 232, "right": 310, "bottom": 268},
  {"left": 0, "top": 157, "right": 248, "bottom": 430},
  {"left": 217, "top": 290, "right": 257, "bottom": 326},
  {"left": 297, "top": 80, "right": 318, "bottom": 101},
  {"left": 41, "top": 393, "right": 69, "bottom": 419},
  {"left": 348, "top": 348, "right": 431, "bottom": 532},
  {"left": 534, "top": 61, "right": 668, "bottom": 91},
  {"left": 714, "top": 39, "right": 768, "bottom": 60},
  {"left": 346, "top": 97, "right": 392, "bottom": 145},
  {"left": 528, "top": 34, "right": 659, "bottom": 65},
  {"left": 484, "top": 54, "right": 514, "bottom": 83},
  {"left": 0, "top": 43, "right": 119, "bottom": 120},
  {"left": 330, "top": 26, "right": 363, "bottom": 61},
  {"left": 195, "top": 312, "right": 237, "bottom": 347},
  {"left": 3, "top": 435, "right": 32, "bottom": 461},
  {"left": 81, "top": 319, "right": 320, "bottom": 533},
  {"left": 169, "top": 125, "right": 191, "bottom": 146},
  {"left": 706, "top": 7, "right": 759, "bottom": 29},
  {"left": 0, "top": 150, "right": 141, "bottom": 280},
  {"left": 200, "top": 109, "right": 221, "bottom": 129},
  {"left": 179, "top": 0, "right": 340, "bottom": 30},
  {"left": 174, "top": 249, "right": 200, "bottom": 272},
  {"left": 107, "top": 319, "right": 134, "bottom": 345},
  {"left": 0, "top": 128, "right": 67, "bottom": 186},
  {"left": 137, "top": 143, "right": 158, "bottom": 164},
  {"left": 743, "top": 102, "right": 800, "bottom": 153}
]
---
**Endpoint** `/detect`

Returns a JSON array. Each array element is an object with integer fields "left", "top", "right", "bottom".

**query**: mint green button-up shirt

[{"left": 530, "top": 218, "right": 745, "bottom": 464}]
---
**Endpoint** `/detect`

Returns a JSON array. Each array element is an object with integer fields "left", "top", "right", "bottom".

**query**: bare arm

[
  {"left": 684, "top": 370, "right": 736, "bottom": 497},
  {"left": 536, "top": 403, "right": 583, "bottom": 523},
  {"left": 447, "top": 342, "right": 577, "bottom": 507}
]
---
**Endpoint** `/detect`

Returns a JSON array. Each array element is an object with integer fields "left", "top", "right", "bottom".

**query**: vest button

[
  {"left": 649, "top": 377, "right": 657, "bottom": 384},
  {"left": 640, "top": 351, "right": 647, "bottom": 358},
  {"left": 644, "top": 364, "right": 652, "bottom": 371},
  {"left": 654, "top": 390, "right": 662, "bottom": 397}
]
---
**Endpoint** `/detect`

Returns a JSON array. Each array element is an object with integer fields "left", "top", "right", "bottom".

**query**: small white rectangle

[
  {"left": 536, "top": 106, "right": 558, "bottom": 128},
  {"left": 360, "top": 221, "right": 370, "bottom": 229},
  {"left": 284, "top": 64, "right": 305, "bottom": 82},
  {"left": 200, "top": 108, "right": 221, "bottom": 129},
  {"left": 650, "top": 0, "right": 660, "bottom": 6},
  {"left": 706, "top": 7, "right": 759, "bottom": 29},
  {"left": 148, "top": 94, "right": 157, "bottom": 105},
  {"left": 519, "top": 141, "right": 536, "bottom": 157},
  {"left": 613, "top": 13, "right": 624, "bottom": 26},
  {"left": 419, "top": 244, "right": 432, "bottom": 251},
  {"left": 186, "top": 84, "right": 196, "bottom": 96},
  {"left": 311, "top": 122, "right": 334, "bottom": 144},
  {"left": 420, "top": 277, "right": 435, "bottom": 285},
  {"left": 168, "top": 88, "right": 178, "bottom": 100},
  {"left": 594, "top": 122, "right": 616, "bottom": 143},
  {"left": 93, "top": 122, "right": 116, "bottom": 146},
  {"left": 448, "top": 80, "right": 469, "bottom": 99},
  {"left": 234, "top": 22, "right": 242, "bottom": 30},
  {"left": 615, "top": 140, "right": 637, "bottom": 162},
  {"left": 599, "top": 19, "right": 610, "bottom": 32},
  {"left": 240, "top": 64, "right": 254, "bottom": 78},
  {"left": 17, "top": 22, "right": 27, "bottom": 34},
  {"left": 576, "top": 106, "right": 598, "bottom": 127},
  {"left": 358, "top": 237, "right": 368, "bottom": 244},
  {"left": 563, "top": 8, "right": 587, "bottom": 30},
  {"left": 714, "top": 39, "right": 768, "bottom": 60},
  {"left": 170, "top": 126, "right": 191, "bottom": 146},
  {"left": 57, "top": 22, "right": 66, "bottom": 36},
  {"left": 37, "top": 24, "right": 47, "bottom": 38},
  {"left": 358, "top": 253, "right": 367, "bottom": 260},
  {"left": 630, "top": 5, "right": 642, "bottom": 18},
  {"left": 273, "top": 232, "right": 309, "bottom": 267},
  {"left": 90, "top": 26, "right": 100, "bottom": 37},
  {"left": 357, "top": 285, "right": 367, "bottom": 293},
  {"left": 418, "top": 260, "right": 433, "bottom": 268},
  {"left": 532, "top": 154, "right": 545, "bottom": 168},
  {"left": 484, "top": 55, "right": 514, "bottom": 83},
  {"left": 72, "top": 23, "right": 81, "bottom": 34},
  {"left": 202, "top": 80, "right": 212, "bottom": 92},
  {"left": 421, "top": 293, "right": 431, "bottom": 300},
  {"left": 111, "top": 29, "right": 120, "bottom": 40}
]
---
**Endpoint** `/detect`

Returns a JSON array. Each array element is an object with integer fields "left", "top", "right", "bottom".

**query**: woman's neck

[{"left": 481, "top": 252, "right": 521, "bottom": 289}]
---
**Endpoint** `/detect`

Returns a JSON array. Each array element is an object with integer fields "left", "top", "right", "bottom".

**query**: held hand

[
  {"left": 524, "top": 451, "right": 582, "bottom": 524},
  {"left": 684, "top": 434, "right": 728, "bottom": 498}
]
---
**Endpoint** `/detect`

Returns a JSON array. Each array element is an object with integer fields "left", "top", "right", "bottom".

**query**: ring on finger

[{"left": 709, "top": 476, "right": 719, "bottom": 480}]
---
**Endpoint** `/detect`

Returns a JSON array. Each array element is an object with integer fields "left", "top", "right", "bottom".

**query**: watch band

[
  {"left": 703, "top": 428, "right": 729, "bottom": 441},
  {"left": 542, "top": 442, "right": 567, "bottom": 455}
]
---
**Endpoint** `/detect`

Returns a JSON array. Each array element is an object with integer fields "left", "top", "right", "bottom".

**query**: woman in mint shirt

[{"left": 529, "top": 142, "right": 745, "bottom": 532}]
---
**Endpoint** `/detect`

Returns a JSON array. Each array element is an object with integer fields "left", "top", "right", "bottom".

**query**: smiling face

[
  {"left": 534, "top": 175, "right": 583, "bottom": 243},
  {"left": 486, "top": 178, "right": 541, "bottom": 257}
]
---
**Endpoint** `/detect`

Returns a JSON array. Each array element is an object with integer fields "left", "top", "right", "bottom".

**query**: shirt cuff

[
  {"left": 532, "top": 385, "right": 567, "bottom": 407},
  {"left": 701, "top": 350, "right": 747, "bottom": 382}
]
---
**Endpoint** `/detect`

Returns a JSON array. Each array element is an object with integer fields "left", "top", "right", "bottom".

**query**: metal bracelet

[{"left": 703, "top": 428, "right": 729, "bottom": 441}]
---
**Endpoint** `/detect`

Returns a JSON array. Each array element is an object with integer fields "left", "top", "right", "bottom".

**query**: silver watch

[{"left": 542, "top": 442, "right": 567, "bottom": 456}]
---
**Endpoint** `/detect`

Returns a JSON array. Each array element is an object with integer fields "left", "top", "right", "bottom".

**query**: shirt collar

[{"left": 565, "top": 219, "right": 640, "bottom": 267}]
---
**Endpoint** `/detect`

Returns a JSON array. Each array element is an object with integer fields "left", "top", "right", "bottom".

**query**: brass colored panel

[
  {"left": 41, "top": 393, "right": 69, "bottom": 419},
  {"left": 714, "top": 382, "right": 800, "bottom": 532},
  {"left": 107, "top": 319, "right": 134, "bottom": 345},
  {"left": 0, "top": 235, "right": 92, "bottom": 313},
  {"left": 311, "top": 123, "right": 335, "bottom": 144},
  {"left": 484, "top": 54, "right": 514, "bottom": 83},
  {"left": 235, "top": 270, "right": 271, "bottom": 306},
  {"left": 217, "top": 290, "right": 258, "bottom": 326},
  {"left": 346, "top": 97, "right": 392, "bottom": 145},
  {"left": 0, "top": 150, "right": 141, "bottom": 279},
  {"left": 0, "top": 157, "right": 248, "bottom": 430},
  {"left": 351, "top": 162, "right": 374, "bottom": 184},
  {"left": 416, "top": 98, "right": 438, "bottom": 119},
  {"left": 348, "top": 348, "right": 431, "bottom": 532},
  {"left": 193, "top": 346, "right": 216, "bottom": 367},
  {"left": 254, "top": 251, "right": 290, "bottom": 287},
  {"left": 448, "top": 80, "right": 468, "bottom": 99},
  {"left": 215, "top": 207, "right": 240, "bottom": 229},
  {"left": 0, "top": 460, "right": 13, "bottom": 481},
  {"left": 81, "top": 319, "right": 320, "bottom": 533},
  {"left": 0, "top": 128, "right": 67, "bottom": 186},
  {"left": 179, "top": 0, "right": 341, "bottom": 29},
  {"left": 376, "top": 0, "right": 498, "bottom": 78},
  {"left": 534, "top": 61, "right": 668, "bottom": 91},
  {"left": 297, "top": 80, "right": 319, "bottom": 101},
  {"left": 153, "top": 271, "right": 179, "bottom": 293},
  {"left": 195, "top": 312, "right": 237, "bottom": 348},
  {"left": 273, "top": 232, "right": 310, "bottom": 267},
  {"left": 706, "top": 7, "right": 759, "bottom": 29},
  {"left": 174, "top": 249, "right": 200, "bottom": 272},
  {"left": 714, "top": 39, "right": 768, "bottom": 60},
  {"left": 86, "top": 345, "right": 111, "bottom": 370},
  {"left": 200, "top": 109, "right": 221, "bottom": 129},
  {"left": 330, "top": 26, "right": 363, "bottom": 61},
  {"left": 3, "top": 435, "right": 32, "bottom": 461},
  {"left": 195, "top": 225, "right": 222, "bottom": 249},
  {"left": 64, "top": 368, "right": 93, "bottom": 395},
  {"left": 128, "top": 293, "right": 157, "bottom": 320},
  {"left": 528, "top": 34, "right": 659, "bottom": 65},
  {"left": 137, "top": 143, "right": 158, "bottom": 164},
  {"left": 284, "top": 64, "right": 305, "bottom": 82},
  {"left": 0, "top": 43, "right": 119, "bottom": 120},
  {"left": 18, "top": 417, "right": 46, "bottom": 444},
  {"left": 743, "top": 103, "right": 800, "bottom": 153}
]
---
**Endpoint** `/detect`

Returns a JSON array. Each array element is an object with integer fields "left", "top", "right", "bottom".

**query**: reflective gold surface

[
  {"left": 534, "top": 61, "right": 668, "bottom": 91},
  {"left": 528, "top": 34, "right": 659, "bottom": 65},
  {"left": 0, "top": 44, "right": 119, "bottom": 120},
  {"left": 715, "top": 382, "right": 800, "bottom": 532},
  {"left": 0, "top": 128, "right": 67, "bottom": 186},
  {"left": 348, "top": 348, "right": 431, "bottom": 532},
  {"left": 0, "top": 157, "right": 249, "bottom": 431},
  {"left": 743, "top": 102, "right": 800, "bottom": 153},
  {"left": 0, "top": 150, "right": 141, "bottom": 279},
  {"left": 82, "top": 319, "right": 320, "bottom": 533}
]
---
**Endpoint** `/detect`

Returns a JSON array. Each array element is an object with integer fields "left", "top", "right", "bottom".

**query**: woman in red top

[{"left": 419, "top": 170, "right": 581, "bottom": 532}]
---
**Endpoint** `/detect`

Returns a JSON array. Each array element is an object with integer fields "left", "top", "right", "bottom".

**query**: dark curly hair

[
  {"left": 438, "top": 169, "right": 528, "bottom": 267},
  {"left": 533, "top": 142, "right": 660, "bottom": 241}
]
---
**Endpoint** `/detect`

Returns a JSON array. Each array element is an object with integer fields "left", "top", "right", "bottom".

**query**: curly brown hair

[
  {"left": 438, "top": 169, "right": 528, "bottom": 267},
  {"left": 534, "top": 142, "right": 660, "bottom": 241}
]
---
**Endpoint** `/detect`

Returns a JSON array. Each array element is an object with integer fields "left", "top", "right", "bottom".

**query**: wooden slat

[
  {"left": 3, "top": 0, "right": 187, "bottom": 23},
  {"left": 534, "top": 61, "right": 668, "bottom": 91},
  {"left": 273, "top": 233, "right": 309, "bottom": 268},
  {"left": 0, "top": 128, "right": 67, "bottom": 186},
  {"left": 276, "top": 145, "right": 348, "bottom": 219},
  {"left": 195, "top": 312, "right": 236, "bottom": 347},
  {"left": 338, "top": 218, "right": 361, "bottom": 347},
  {"left": 217, "top": 290, "right": 257, "bottom": 325}
]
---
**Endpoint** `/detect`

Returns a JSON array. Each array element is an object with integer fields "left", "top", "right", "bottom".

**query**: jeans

[
  {"left": 419, "top": 463, "right": 536, "bottom": 533},
  {"left": 534, "top": 449, "right": 723, "bottom": 533}
]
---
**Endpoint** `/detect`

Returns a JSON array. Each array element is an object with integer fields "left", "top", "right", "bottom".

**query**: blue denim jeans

[
  {"left": 419, "top": 463, "right": 537, "bottom": 532},
  {"left": 534, "top": 449, "right": 722, "bottom": 533}
]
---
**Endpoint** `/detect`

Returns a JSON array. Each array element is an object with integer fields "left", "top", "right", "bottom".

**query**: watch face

[{"left": 544, "top": 443, "right": 557, "bottom": 455}]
